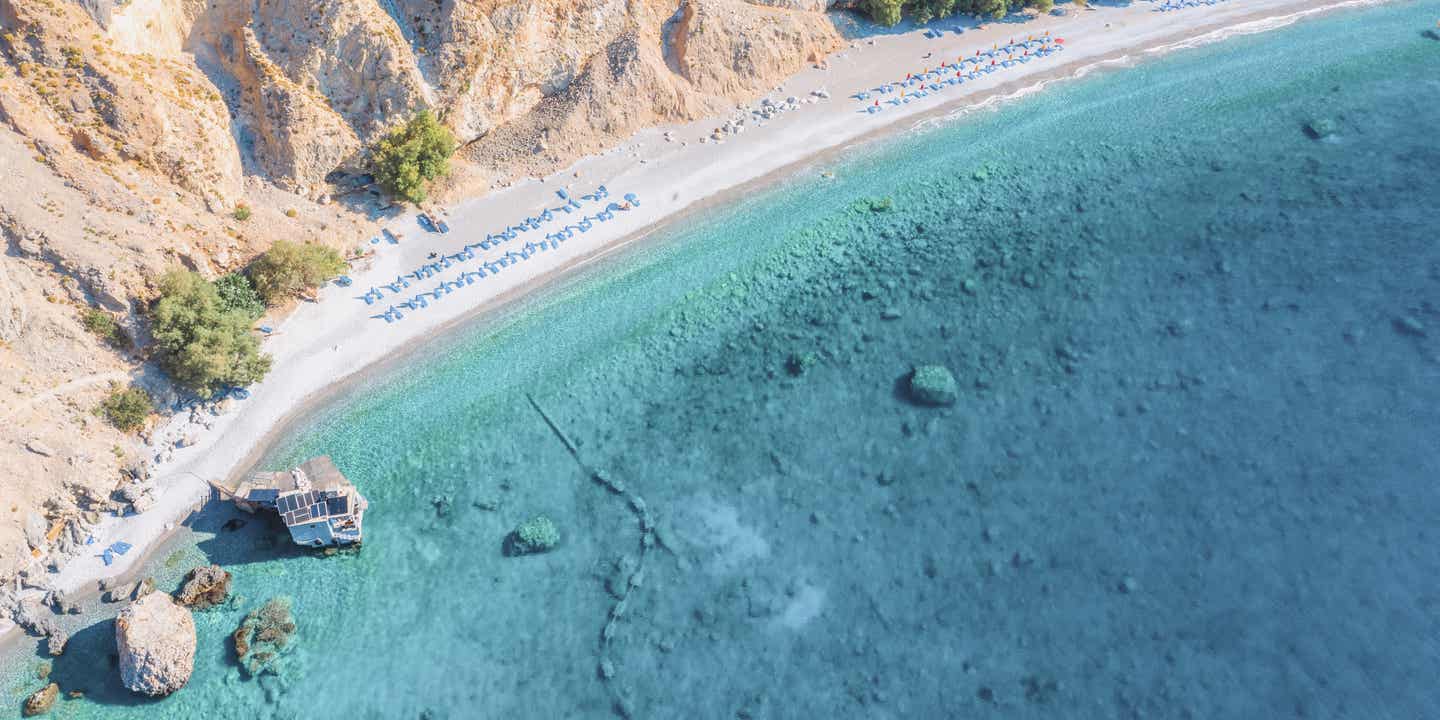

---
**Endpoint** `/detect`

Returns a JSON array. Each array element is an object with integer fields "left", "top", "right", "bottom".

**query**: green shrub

[
  {"left": 249, "top": 241, "right": 346, "bottom": 305},
  {"left": 98, "top": 385, "right": 152, "bottom": 432},
  {"left": 862, "top": 0, "right": 1047, "bottom": 26},
  {"left": 371, "top": 110, "right": 456, "bottom": 204},
  {"left": 232, "top": 204, "right": 252, "bottom": 221},
  {"left": 150, "top": 269, "right": 271, "bottom": 398},
  {"left": 80, "top": 307, "right": 126, "bottom": 347},
  {"left": 215, "top": 272, "right": 266, "bottom": 320}
]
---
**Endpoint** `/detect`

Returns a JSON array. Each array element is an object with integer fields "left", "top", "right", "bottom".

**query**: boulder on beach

[
  {"left": 175, "top": 565, "right": 231, "bottom": 610},
  {"left": 233, "top": 597, "right": 297, "bottom": 677},
  {"left": 22, "top": 683, "right": 58, "bottom": 717},
  {"left": 115, "top": 593, "right": 195, "bottom": 697},
  {"left": 505, "top": 515, "right": 561, "bottom": 556},
  {"left": 908, "top": 365, "right": 958, "bottom": 407}
]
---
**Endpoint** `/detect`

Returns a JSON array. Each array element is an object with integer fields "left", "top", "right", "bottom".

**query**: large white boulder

[{"left": 116, "top": 592, "right": 196, "bottom": 696}]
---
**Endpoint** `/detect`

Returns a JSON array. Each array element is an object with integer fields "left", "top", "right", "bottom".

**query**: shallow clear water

[{"left": 8, "top": 2, "right": 1440, "bottom": 717}]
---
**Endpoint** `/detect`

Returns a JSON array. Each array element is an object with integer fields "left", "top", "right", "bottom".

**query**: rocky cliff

[{"left": 0, "top": 0, "right": 842, "bottom": 577}]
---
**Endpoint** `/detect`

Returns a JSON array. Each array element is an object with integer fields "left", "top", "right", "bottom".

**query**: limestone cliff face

[{"left": 84, "top": 0, "right": 841, "bottom": 190}]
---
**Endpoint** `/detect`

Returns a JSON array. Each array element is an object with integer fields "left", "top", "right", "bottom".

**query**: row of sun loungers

[
  {"left": 365, "top": 187, "right": 642, "bottom": 323},
  {"left": 852, "top": 35, "right": 1065, "bottom": 114},
  {"left": 1151, "top": 0, "right": 1231, "bottom": 11}
]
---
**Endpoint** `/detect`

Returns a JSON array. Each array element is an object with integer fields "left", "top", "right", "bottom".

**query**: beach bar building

[{"left": 212, "top": 456, "right": 367, "bottom": 548}]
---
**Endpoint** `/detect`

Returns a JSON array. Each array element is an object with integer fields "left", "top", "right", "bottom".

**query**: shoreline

[{"left": 1, "top": 0, "right": 1376, "bottom": 649}]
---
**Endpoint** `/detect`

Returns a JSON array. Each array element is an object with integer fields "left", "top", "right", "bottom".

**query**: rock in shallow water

[
  {"left": 22, "top": 683, "right": 58, "bottom": 716},
  {"left": 116, "top": 593, "right": 195, "bottom": 697},
  {"left": 175, "top": 564, "right": 232, "bottom": 610},
  {"left": 233, "top": 597, "right": 298, "bottom": 678},
  {"left": 908, "top": 365, "right": 958, "bottom": 407}
]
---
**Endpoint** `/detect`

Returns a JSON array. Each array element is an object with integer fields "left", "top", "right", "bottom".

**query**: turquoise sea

[{"left": 7, "top": 2, "right": 1440, "bottom": 717}]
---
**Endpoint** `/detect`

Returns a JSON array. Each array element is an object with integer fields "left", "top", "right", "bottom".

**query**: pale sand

[{"left": 2, "top": 0, "right": 1377, "bottom": 642}]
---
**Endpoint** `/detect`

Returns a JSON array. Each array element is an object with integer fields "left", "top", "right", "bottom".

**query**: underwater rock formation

[
  {"left": 505, "top": 515, "right": 561, "bottom": 556},
  {"left": 908, "top": 365, "right": 958, "bottom": 407},
  {"left": 175, "top": 564, "right": 232, "bottom": 610},
  {"left": 21, "top": 682, "right": 58, "bottom": 716},
  {"left": 115, "top": 593, "right": 196, "bottom": 696},
  {"left": 232, "top": 597, "right": 298, "bottom": 677}
]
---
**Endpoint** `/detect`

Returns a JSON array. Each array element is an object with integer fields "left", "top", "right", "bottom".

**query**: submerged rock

[
  {"left": 233, "top": 597, "right": 298, "bottom": 677},
  {"left": 175, "top": 565, "right": 232, "bottom": 610},
  {"left": 505, "top": 515, "right": 561, "bottom": 556},
  {"left": 908, "top": 365, "right": 958, "bottom": 407},
  {"left": 785, "top": 351, "right": 817, "bottom": 376},
  {"left": 1303, "top": 117, "right": 1337, "bottom": 140},
  {"left": 22, "top": 683, "right": 58, "bottom": 717},
  {"left": 116, "top": 593, "right": 195, "bottom": 697}
]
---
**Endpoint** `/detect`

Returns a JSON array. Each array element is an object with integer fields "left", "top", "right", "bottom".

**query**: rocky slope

[{"left": 0, "top": 0, "right": 842, "bottom": 582}]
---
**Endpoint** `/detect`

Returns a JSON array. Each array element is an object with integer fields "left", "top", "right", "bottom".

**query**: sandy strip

[{"left": 3, "top": 0, "right": 1376, "bottom": 645}]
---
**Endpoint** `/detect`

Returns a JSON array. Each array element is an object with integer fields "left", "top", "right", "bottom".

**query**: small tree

[
  {"left": 98, "top": 385, "right": 152, "bottom": 432},
  {"left": 80, "top": 307, "right": 127, "bottom": 348},
  {"left": 233, "top": 204, "right": 252, "bottom": 221},
  {"left": 866, "top": 0, "right": 903, "bottom": 26},
  {"left": 249, "top": 241, "right": 347, "bottom": 305},
  {"left": 371, "top": 110, "right": 456, "bottom": 204},
  {"left": 215, "top": 272, "right": 266, "bottom": 320},
  {"left": 150, "top": 269, "right": 271, "bottom": 398}
]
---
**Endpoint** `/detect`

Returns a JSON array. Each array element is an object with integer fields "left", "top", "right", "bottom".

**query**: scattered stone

[
  {"left": 1393, "top": 314, "right": 1426, "bottom": 337},
  {"left": 598, "top": 657, "right": 616, "bottom": 680},
  {"left": 221, "top": 517, "right": 247, "bottom": 532},
  {"left": 1022, "top": 674, "right": 1060, "bottom": 704},
  {"left": 876, "top": 471, "right": 896, "bottom": 487},
  {"left": 36, "top": 661, "right": 51, "bottom": 680},
  {"left": 233, "top": 597, "right": 298, "bottom": 677},
  {"left": 431, "top": 494, "right": 452, "bottom": 518},
  {"left": 116, "top": 593, "right": 196, "bottom": 697},
  {"left": 592, "top": 469, "right": 626, "bottom": 494},
  {"left": 785, "top": 351, "right": 817, "bottom": 376},
  {"left": 131, "top": 577, "right": 156, "bottom": 601},
  {"left": 175, "top": 565, "right": 232, "bottom": 610},
  {"left": 605, "top": 556, "right": 638, "bottom": 599},
  {"left": 880, "top": 308, "right": 902, "bottom": 320},
  {"left": 22, "top": 683, "right": 58, "bottom": 717},
  {"left": 907, "top": 365, "right": 958, "bottom": 407},
  {"left": 506, "top": 515, "right": 561, "bottom": 556},
  {"left": 23, "top": 513, "right": 48, "bottom": 550},
  {"left": 1118, "top": 576, "right": 1140, "bottom": 594},
  {"left": 1303, "top": 117, "right": 1336, "bottom": 139},
  {"left": 25, "top": 440, "right": 55, "bottom": 457}
]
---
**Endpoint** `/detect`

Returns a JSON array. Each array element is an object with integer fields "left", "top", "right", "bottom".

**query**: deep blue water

[{"left": 7, "top": 2, "right": 1440, "bottom": 717}]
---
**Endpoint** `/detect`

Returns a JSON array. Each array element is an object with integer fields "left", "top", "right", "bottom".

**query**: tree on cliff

[
  {"left": 865, "top": 0, "right": 1047, "bottom": 26},
  {"left": 249, "top": 241, "right": 347, "bottom": 305},
  {"left": 371, "top": 110, "right": 456, "bottom": 204},
  {"left": 150, "top": 269, "right": 272, "bottom": 398}
]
